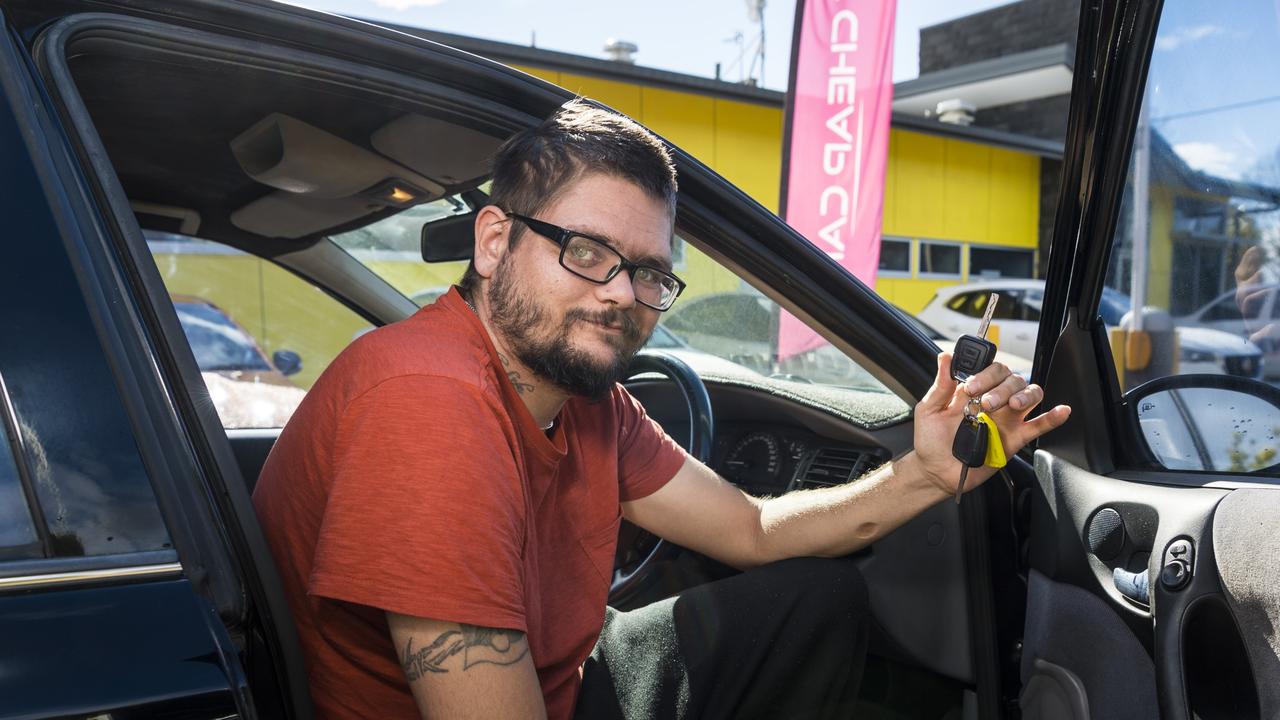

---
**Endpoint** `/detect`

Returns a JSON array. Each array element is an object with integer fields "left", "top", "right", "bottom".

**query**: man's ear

[{"left": 472, "top": 205, "right": 511, "bottom": 280}]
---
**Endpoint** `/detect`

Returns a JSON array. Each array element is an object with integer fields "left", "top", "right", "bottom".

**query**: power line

[{"left": 1152, "top": 94, "right": 1280, "bottom": 123}]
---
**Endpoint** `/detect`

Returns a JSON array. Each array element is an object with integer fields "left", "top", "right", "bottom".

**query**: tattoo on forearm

[
  {"left": 497, "top": 352, "right": 536, "bottom": 395},
  {"left": 401, "top": 624, "right": 529, "bottom": 680}
]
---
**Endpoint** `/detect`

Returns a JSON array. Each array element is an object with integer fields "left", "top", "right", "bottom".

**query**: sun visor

[
  {"left": 231, "top": 192, "right": 385, "bottom": 239},
  {"left": 229, "top": 113, "right": 447, "bottom": 237},
  {"left": 372, "top": 114, "right": 503, "bottom": 187}
]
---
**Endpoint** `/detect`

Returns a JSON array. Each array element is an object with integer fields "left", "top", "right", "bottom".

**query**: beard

[{"left": 486, "top": 253, "right": 648, "bottom": 399}]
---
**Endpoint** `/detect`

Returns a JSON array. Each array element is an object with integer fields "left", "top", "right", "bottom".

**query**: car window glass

[
  {"left": 988, "top": 291, "right": 1020, "bottom": 321},
  {"left": 0, "top": 403, "right": 38, "bottom": 554},
  {"left": 946, "top": 292, "right": 973, "bottom": 314},
  {"left": 336, "top": 204, "right": 900, "bottom": 398},
  {"left": 1101, "top": 0, "right": 1280, "bottom": 473},
  {"left": 330, "top": 198, "right": 472, "bottom": 304},
  {"left": 652, "top": 234, "right": 900, "bottom": 399},
  {"left": 145, "top": 230, "right": 368, "bottom": 429},
  {"left": 1200, "top": 295, "right": 1247, "bottom": 323}
]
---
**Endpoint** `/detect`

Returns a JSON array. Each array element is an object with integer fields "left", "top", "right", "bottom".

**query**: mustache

[{"left": 564, "top": 307, "right": 642, "bottom": 343}]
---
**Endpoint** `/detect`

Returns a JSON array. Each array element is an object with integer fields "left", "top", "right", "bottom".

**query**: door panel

[{"left": 1, "top": 580, "right": 243, "bottom": 719}]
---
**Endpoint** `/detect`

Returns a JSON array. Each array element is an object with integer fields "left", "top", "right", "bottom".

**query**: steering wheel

[{"left": 610, "top": 349, "right": 715, "bottom": 605}]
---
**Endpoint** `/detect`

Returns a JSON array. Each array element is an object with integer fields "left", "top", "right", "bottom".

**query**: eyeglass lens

[{"left": 561, "top": 234, "right": 678, "bottom": 309}]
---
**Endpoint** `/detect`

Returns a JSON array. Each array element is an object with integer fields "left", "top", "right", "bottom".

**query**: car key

[
  {"left": 952, "top": 399, "right": 987, "bottom": 504},
  {"left": 951, "top": 293, "right": 1000, "bottom": 381}
]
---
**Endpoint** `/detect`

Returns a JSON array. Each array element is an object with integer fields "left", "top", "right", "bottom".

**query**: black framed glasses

[{"left": 506, "top": 212, "right": 687, "bottom": 311}]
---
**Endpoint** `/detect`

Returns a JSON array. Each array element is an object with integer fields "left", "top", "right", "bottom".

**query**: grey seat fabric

[{"left": 1213, "top": 489, "right": 1280, "bottom": 718}]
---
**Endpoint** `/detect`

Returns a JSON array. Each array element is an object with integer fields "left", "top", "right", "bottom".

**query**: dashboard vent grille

[{"left": 793, "top": 448, "right": 882, "bottom": 490}]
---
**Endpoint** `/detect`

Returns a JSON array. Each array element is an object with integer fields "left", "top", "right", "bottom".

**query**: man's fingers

[
  {"left": 960, "top": 361, "right": 1012, "bottom": 398},
  {"left": 920, "top": 352, "right": 958, "bottom": 412},
  {"left": 985, "top": 379, "right": 1041, "bottom": 415},
  {"left": 1017, "top": 405, "right": 1072, "bottom": 441}
]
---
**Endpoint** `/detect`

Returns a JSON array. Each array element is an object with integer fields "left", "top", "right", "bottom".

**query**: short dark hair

[{"left": 457, "top": 99, "right": 678, "bottom": 299}]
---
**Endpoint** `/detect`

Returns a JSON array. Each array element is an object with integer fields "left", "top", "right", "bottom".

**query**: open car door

[{"left": 1027, "top": 1, "right": 1280, "bottom": 718}]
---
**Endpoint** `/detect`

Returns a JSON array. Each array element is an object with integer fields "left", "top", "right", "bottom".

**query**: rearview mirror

[{"left": 1129, "top": 375, "right": 1280, "bottom": 473}]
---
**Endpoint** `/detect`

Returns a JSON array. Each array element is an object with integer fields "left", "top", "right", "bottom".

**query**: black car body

[{"left": 1, "top": 1, "right": 1278, "bottom": 719}]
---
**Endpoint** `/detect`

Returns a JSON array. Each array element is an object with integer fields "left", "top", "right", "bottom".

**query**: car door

[
  {"left": 12, "top": 1, "right": 1036, "bottom": 716},
  {"left": 0, "top": 9, "right": 310, "bottom": 718},
  {"left": 1028, "top": 1, "right": 1279, "bottom": 718}
]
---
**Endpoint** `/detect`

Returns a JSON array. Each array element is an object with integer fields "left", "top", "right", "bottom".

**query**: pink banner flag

[{"left": 778, "top": 0, "right": 896, "bottom": 359}]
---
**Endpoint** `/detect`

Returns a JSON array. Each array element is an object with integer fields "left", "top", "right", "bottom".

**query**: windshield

[{"left": 334, "top": 200, "right": 899, "bottom": 396}]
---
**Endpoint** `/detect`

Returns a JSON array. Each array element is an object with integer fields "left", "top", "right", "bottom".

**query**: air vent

[{"left": 792, "top": 448, "right": 883, "bottom": 490}]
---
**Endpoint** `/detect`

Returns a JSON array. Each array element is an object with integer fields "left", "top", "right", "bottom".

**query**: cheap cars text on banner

[{"left": 778, "top": 0, "right": 895, "bottom": 359}]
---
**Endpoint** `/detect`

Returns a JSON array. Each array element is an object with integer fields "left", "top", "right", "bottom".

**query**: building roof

[
  {"left": 369, "top": 21, "right": 1065, "bottom": 159},
  {"left": 892, "top": 44, "right": 1075, "bottom": 117}
]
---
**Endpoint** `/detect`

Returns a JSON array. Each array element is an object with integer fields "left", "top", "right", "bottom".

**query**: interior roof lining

[{"left": 60, "top": 24, "right": 525, "bottom": 255}]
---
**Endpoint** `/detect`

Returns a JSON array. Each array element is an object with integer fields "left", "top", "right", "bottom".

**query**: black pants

[{"left": 573, "top": 557, "right": 870, "bottom": 720}]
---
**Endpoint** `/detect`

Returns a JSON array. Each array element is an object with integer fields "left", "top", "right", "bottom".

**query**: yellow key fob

[{"left": 976, "top": 412, "right": 1006, "bottom": 468}]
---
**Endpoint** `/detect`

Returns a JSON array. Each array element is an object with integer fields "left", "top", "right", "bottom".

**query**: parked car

[
  {"left": 919, "top": 279, "right": 1264, "bottom": 379},
  {"left": 893, "top": 304, "right": 1035, "bottom": 379},
  {"left": 2, "top": 2, "right": 1276, "bottom": 719},
  {"left": 172, "top": 295, "right": 306, "bottom": 428},
  {"left": 1176, "top": 283, "right": 1280, "bottom": 378}
]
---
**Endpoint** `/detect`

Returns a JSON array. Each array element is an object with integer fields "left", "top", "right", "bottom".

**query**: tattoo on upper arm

[{"left": 401, "top": 624, "right": 530, "bottom": 681}]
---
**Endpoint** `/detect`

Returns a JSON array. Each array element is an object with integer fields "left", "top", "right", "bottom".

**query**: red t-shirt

[{"left": 252, "top": 287, "right": 687, "bottom": 719}]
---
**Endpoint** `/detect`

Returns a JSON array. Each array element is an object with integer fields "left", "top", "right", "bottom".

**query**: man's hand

[{"left": 913, "top": 352, "right": 1071, "bottom": 496}]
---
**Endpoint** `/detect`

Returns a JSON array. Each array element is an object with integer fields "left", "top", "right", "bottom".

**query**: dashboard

[{"left": 712, "top": 423, "right": 890, "bottom": 497}]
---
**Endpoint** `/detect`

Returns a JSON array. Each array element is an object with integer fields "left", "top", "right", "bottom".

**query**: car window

[
  {"left": 0, "top": 393, "right": 39, "bottom": 556},
  {"left": 1100, "top": 0, "right": 1280, "bottom": 473},
  {"left": 145, "top": 231, "right": 368, "bottom": 429},
  {"left": 654, "top": 235, "right": 899, "bottom": 396},
  {"left": 947, "top": 292, "right": 974, "bottom": 314},
  {"left": 338, "top": 202, "right": 901, "bottom": 397},
  {"left": 988, "top": 291, "right": 1021, "bottom": 321},
  {"left": 1199, "top": 295, "right": 1249, "bottom": 323},
  {"left": 331, "top": 198, "right": 475, "bottom": 304}
]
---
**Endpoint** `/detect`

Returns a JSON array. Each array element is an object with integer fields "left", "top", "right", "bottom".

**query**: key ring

[{"left": 964, "top": 396, "right": 983, "bottom": 420}]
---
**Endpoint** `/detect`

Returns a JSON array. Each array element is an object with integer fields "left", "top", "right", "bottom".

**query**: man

[{"left": 253, "top": 100, "right": 1070, "bottom": 719}]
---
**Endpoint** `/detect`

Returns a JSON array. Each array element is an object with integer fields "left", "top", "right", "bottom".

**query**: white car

[
  {"left": 1176, "top": 284, "right": 1280, "bottom": 378},
  {"left": 917, "top": 279, "right": 1264, "bottom": 380}
]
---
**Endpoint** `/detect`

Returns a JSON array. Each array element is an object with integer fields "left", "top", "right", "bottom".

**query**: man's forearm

[{"left": 753, "top": 451, "right": 950, "bottom": 563}]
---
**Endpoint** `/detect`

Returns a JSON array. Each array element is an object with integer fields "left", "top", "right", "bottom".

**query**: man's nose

[{"left": 595, "top": 269, "right": 637, "bottom": 308}]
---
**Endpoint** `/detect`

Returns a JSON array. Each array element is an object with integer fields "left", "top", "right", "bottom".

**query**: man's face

[{"left": 486, "top": 173, "right": 672, "bottom": 399}]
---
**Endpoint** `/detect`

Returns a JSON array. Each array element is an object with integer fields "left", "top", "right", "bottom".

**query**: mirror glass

[{"left": 1138, "top": 388, "right": 1280, "bottom": 472}]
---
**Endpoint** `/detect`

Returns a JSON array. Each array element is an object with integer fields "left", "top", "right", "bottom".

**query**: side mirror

[
  {"left": 273, "top": 350, "right": 303, "bottom": 377},
  {"left": 1128, "top": 374, "right": 1280, "bottom": 473}
]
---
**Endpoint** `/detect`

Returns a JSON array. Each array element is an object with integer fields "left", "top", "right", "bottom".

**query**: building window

[
  {"left": 970, "top": 246, "right": 1035, "bottom": 279},
  {"left": 878, "top": 238, "right": 910, "bottom": 275},
  {"left": 919, "top": 241, "right": 961, "bottom": 277}
]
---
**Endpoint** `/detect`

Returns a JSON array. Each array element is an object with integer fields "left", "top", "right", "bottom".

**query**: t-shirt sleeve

[
  {"left": 310, "top": 375, "right": 528, "bottom": 632},
  {"left": 614, "top": 385, "right": 690, "bottom": 502}
]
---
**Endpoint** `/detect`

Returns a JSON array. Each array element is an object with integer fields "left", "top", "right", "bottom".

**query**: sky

[{"left": 275, "top": 0, "right": 1016, "bottom": 88}]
